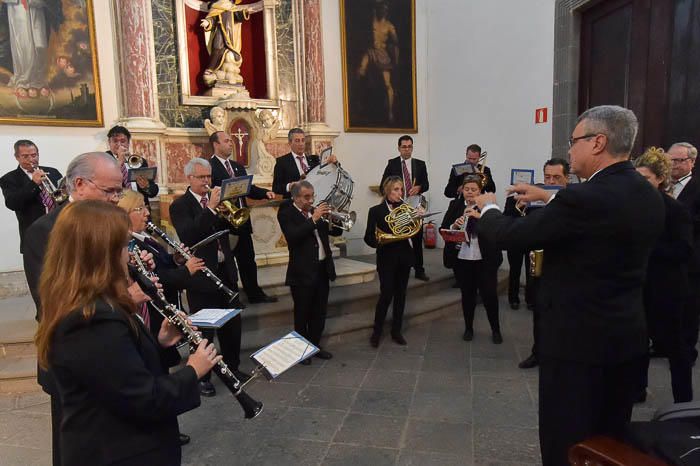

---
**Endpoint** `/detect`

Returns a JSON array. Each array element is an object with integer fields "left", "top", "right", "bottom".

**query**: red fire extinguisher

[{"left": 424, "top": 221, "right": 437, "bottom": 249}]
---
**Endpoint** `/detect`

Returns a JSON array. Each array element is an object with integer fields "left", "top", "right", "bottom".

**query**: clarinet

[
  {"left": 144, "top": 221, "right": 238, "bottom": 303},
  {"left": 129, "top": 245, "right": 263, "bottom": 419}
]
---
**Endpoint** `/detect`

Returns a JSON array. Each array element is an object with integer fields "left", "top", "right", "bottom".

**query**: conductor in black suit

[
  {"left": 277, "top": 180, "right": 340, "bottom": 363},
  {"left": 169, "top": 158, "right": 247, "bottom": 397},
  {"left": 22, "top": 151, "right": 129, "bottom": 466},
  {"left": 379, "top": 135, "right": 430, "bottom": 281},
  {"left": 474, "top": 105, "right": 664, "bottom": 466},
  {"left": 106, "top": 125, "right": 159, "bottom": 207},
  {"left": 443, "top": 144, "right": 496, "bottom": 197},
  {"left": 667, "top": 142, "right": 700, "bottom": 363},
  {"left": 0, "top": 140, "right": 62, "bottom": 254},
  {"left": 209, "top": 131, "right": 277, "bottom": 304},
  {"left": 272, "top": 128, "right": 337, "bottom": 199}
]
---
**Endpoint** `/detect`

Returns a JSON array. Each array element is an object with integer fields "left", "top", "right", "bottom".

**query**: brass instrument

[
  {"left": 316, "top": 205, "right": 356, "bottom": 231},
  {"left": 375, "top": 200, "right": 441, "bottom": 245},
  {"left": 475, "top": 151, "right": 488, "bottom": 185},
  {"left": 126, "top": 153, "right": 144, "bottom": 169},
  {"left": 529, "top": 249, "right": 544, "bottom": 277},
  {"left": 203, "top": 184, "right": 250, "bottom": 228},
  {"left": 31, "top": 164, "right": 68, "bottom": 205},
  {"left": 129, "top": 244, "right": 263, "bottom": 419}
]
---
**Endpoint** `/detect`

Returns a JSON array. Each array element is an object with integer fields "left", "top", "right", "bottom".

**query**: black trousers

[
  {"left": 453, "top": 259, "right": 500, "bottom": 333},
  {"left": 374, "top": 260, "right": 411, "bottom": 336},
  {"left": 530, "top": 278, "right": 541, "bottom": 357},
  {"left": 682, "top": 283, "right": 700, "bottom": 362},
  {"left": 290, "top": 263, "right": 330, "bottom": 346},
  {"left": 233, "top": 232, "right": 265, "bottom": 299},
  {"left": 51, "top": 394, "right": 62, "bottom": 466},
  {"left": 411, "top": 228, "right": 424, "bottom": 274},
  {"left": 539, "top": 356, "right": 646, "bottom": 466},
  {"left": 186, "top": 264, "right": 242, "bottom": 379},
  {"left": 506, "top": 249, "right": 535, "bottom": 305}
]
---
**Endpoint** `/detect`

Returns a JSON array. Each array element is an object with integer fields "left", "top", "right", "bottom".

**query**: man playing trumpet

[
  {"left": 0, "top": 139, "right": 62, "bottom": 255},
  {"left": 106, "top": 125, "right": 159, "bottom": 207}
]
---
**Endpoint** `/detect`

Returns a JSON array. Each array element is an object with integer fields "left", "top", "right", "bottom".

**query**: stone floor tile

[
  {"left": 397, "top": 450, "right": 470, "bottom": 466},
  {"left": 361, "top": 369, "right": 418, "bottom": 392},
  {"left": 350, "top": 389, "right": 412, "bottom": 417},
  {"left": 333, "top": 413, "right": 405, "bottom": 448},
  {"left": 293, "top": 386, "right": 356, "bottom": 411},
  {"left": 409, "top": 391, "right": 472, "bottom": 423},
  {"left": 0, "top": 444, "right": 50, "bottom": 466},
  {"left": 373, "top": 352, "right": 424, "bottom": 372},
  {"left": 403, "top": 419, "right": 472, "bottom": 456},
  {"left": 271, "top": 407, "right": 346, "bottom": 442},
  {"left": 247, "top": 438, "right": 328, "bottom": 466},
  {"left": 309, "top": 366, "right": 368, "bottom": 389},
  {"left": 473, "top": 425, "right": 540, "bottom": 464},
  {"left": 322, "top": 444, "right": 397, "bottom": 466},
  {"left": 416, "top": 370, "right": 470, "bottom": 392}
]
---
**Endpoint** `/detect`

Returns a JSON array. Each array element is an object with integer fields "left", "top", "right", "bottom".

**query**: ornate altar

[{"left": 111, "top": 0, "right": 339, "bottom": 265}]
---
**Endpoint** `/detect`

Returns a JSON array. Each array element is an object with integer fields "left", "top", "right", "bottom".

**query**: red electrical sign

[{"left": 535, "top": 107, "right": 548, "bottom": 124}]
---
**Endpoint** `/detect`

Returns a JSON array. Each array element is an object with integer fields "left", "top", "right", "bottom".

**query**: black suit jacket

[
  {"left": 210, "top": 156, "right": 270, "bottom": 233},
  {"left": 107, "top": 150, "right": 159, "bottom": 206},
  {"left": 443, "top": 164, "right": 496, "bottom": 198},
  {"left": 50, "top": 299, "right": 199, "bottom": 466},
  {"left": 440, "top": 198, "right": 503, "bottom": 271},
  {"left": 273, "top": 153, "right": 321, "bottom": 198},
  {"left": 676, "top": 175, "right": 700, "bottom": 276},
  {"left": 277, "top": 199, "right": 341, "bottom": 287},
  {"left": 364, "top": 202, "right": 415, "bottom": 269},
  {"left": 380, "top": 156, "right": 429, "bottom": 195},
  {"left": 0, "top": 165, "right": 62, "bottom": 253},
  {"left": 169, "top": 188, "right": 237, "bottom": 295},
  {"left": 479, "top": 161, "right": 664, "bottom": 364}
]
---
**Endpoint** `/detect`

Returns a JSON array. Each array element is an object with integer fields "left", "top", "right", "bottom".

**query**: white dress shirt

[
  {"left": 671, "top": 173, "right": 692, "bottom": 199},
  {"left": 294, "top": 203, "right": 326, "bottom": 261},
  {"left": 189, "top": 188, "right": 225, "bottom": 262},
  {"left": 287, "top": 152, "right": 310, "bottom": 192}
]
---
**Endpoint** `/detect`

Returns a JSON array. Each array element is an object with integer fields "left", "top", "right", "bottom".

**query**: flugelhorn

[
  {"left": 129, "top": 244, "right": 263, "bottom": 419},
  {"left": 203, "top": 184, "right": 250, "bottom": 228},
  {"left": 144, "top": 221, "right": 239, "bottom": 303}
]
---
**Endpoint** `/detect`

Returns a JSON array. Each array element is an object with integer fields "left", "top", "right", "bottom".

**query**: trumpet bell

[
  {"left": 329, "top": 210, "right": 356, "bottom": 231},
  {"left": 127, "top": 154, "right": 144, "bottom": 169}
]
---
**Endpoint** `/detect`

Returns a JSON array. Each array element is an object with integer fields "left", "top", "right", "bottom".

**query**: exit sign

[{"left": 535, "top": 107, "right": 548, "bottom": 124}]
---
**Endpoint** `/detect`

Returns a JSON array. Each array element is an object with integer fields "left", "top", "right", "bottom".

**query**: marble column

[
  {"left": 113, "top": 0, "right": 164, "bottom": 128},
  {"left": 302, "top": 0, "right": 326, "bottom": 126}
]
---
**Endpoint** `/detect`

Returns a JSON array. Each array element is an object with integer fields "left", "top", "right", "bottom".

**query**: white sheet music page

[{"left": 251, "top": 332, "right": 319, "bottom": 379}]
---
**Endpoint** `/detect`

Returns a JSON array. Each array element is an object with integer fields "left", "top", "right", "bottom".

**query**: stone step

[{"left": 0, "top": 355, "right": 40, "bottom": 394}]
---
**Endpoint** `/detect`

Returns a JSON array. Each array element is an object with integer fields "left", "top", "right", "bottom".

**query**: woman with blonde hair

[
  {"left": 635, "top": 148, "right": 694, "bottom": 402},
  {"left": 36, "top": 200, "right": 220, "bottom": 465}
]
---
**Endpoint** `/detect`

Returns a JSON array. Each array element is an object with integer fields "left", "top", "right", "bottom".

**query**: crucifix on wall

[{"left": 229, "top": 118, "right": 252, "bottom": 167}]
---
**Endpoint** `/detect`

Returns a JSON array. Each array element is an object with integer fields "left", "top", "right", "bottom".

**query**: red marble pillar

[
  {"left": 302, "top": 0, "right": 326, "bottom": 124},
  {"left": 114, "top": 0, "right": 159, "bottom": 123}
]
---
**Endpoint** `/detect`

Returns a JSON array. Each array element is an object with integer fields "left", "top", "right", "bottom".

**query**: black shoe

[
  {"left": 179, "top": 434, "right": 191, "bottom": 446},
  {"left": 314, "top": 349, "right": 333, "bottom": 360},
  {"left": 518, "top": 354, "right": 538, "bottom": 369},
  {"left": 248, "top": 293, "right": 278, "bottom": 304},
  {"left": 463, "top": 329, "right": 473, "bottom": 341},
  {"left": 233, "top": 370, "right": 251, "bottom": 384},
  {"left": 415, "top": 272, "right": 430, "bottom": 281},
  {"left": 370, "top": 333, "right": 380, "bottom": 348},
  {"left": 492, "top": 332, "right": 503, "bottom": 344},
  {"left": 509, "top": 301, "right": 520, "bottom": 310},
  {"left": 391, "top": 333, "right": 407, "bottom": 345},
  {"left": 300, "top": 358, "right": 312, "bottom": 366},
  {"left": 199, "top": 380, "right": 216, "bottom": 397}
]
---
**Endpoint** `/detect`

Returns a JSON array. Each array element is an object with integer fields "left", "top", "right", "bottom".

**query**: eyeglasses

[
  {"left": 190, "top": 175, "right": 212, "bottom": 180},
  {"left": 86, "top": 179, "right": 124, "bottom": 199},
  {"left": 568, "top": 133, "right": 598, "bottom": 148},
  {"left": 670, "top": 157, "right": 691, "bottom": 164}
]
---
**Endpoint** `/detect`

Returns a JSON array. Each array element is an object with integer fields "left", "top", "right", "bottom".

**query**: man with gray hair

[
  {"left": 667, "top": 142, "right": 700, "bottom": 363},
  {"left": 22, "top": 151, "right": 124, "bottom": 466},
  {"left": 473, "top": 105, "right": 665, "bottom": 466}
]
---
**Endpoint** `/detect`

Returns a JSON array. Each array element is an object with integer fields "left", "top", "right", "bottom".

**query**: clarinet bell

[{"left": 235, "top": 391, "right": 264, "bottom": 419}]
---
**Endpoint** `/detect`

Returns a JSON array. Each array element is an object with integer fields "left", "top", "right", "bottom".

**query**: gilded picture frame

[
  {"left": 340, "top": 0, "right": 417, "bottom": 133},
  {"left": 0, "top": 0, "right": 103, "bottom": 127}
]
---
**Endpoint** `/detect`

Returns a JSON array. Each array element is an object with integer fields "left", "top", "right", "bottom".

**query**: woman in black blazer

[
  {"left": 35, "top": 200, "right": 221, "bottom": 466},
  {"left": 635, "top": 149, "right": 694, "bottom": 402},
  {"left": 441, "top": 176, "right": 503, "bottom": 343},
  {"left": 365, "top": 176, "right": 414, "bottom": 347}
]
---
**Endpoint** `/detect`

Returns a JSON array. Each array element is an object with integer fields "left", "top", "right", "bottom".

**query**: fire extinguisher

[{"left": 424, "top": 221, "right": 437, "bottom": 249}]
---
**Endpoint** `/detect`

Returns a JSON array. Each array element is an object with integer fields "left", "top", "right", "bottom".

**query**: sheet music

[
  {"left": 189, "top": 308, "right": 242, "bottom": 328},
  {"left": 251, "top": 332, "right": 318, "bottom": 379}
]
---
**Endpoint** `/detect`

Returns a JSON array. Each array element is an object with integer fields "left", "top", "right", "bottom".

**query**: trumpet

[
  {"left": 203, "top": 184, "right": 250, "bottom": 228},
  {"left": 129, "top": 244, "right": 263, "bottom": 419},
  {"left": 144, "top": 221, "right": 239, "bottom": 303},
  {"left": 31, "top": 164, "right": 68, "bottom": 205},
  {"left": 126, "top": 153, "right": 144, "bottom": 169},
  {"left": 313, "top": 203, "right": 356, "bottom": 231}
]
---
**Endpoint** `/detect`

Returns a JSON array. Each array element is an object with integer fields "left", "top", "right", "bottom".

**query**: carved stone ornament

[{"left": 204, "top": 106, "right": 226, "bottom": 135}]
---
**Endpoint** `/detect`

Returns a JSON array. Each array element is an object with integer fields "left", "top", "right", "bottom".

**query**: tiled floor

[{"left": 0, "top": 295, "right": 692, "bottom": 465}]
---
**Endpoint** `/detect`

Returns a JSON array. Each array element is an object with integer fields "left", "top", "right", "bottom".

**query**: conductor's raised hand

[
  {"left": 507, "top": 183, "right": 552, "bottom": 205},
  {"left": 474, "top": 192, "right": 497, "bottom": 211}
]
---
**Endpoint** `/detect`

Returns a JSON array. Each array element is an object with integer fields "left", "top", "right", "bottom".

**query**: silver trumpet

[
  {"left": 144, "top": 221, "right": 239, "bottom": 303},
  {"left": 126, "top": 153, "right": 144, "bottom": 169},
  {"left": 317, "top": 207, "right": 356, "bottom": 231},
  {"left": 31, "top": 164, "right": 67, "bottom": 205},
  {"left": 129, "top": 244, "right": 263, "bottom": 419}
]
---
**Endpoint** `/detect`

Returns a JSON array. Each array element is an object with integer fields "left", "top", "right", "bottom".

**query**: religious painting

[
  {"left": 0, "top": 0, "right": 103, "bottom": 126},
  {"left": 229, "top": 118, "right": 252, "bottom": 167},
  {"left": 340, "top": 0, "right": 417, "bottom": 133}
]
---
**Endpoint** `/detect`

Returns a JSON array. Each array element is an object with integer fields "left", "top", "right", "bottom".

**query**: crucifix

[{"left": 232, "top": 127, "right": 249, "bottom": 164}]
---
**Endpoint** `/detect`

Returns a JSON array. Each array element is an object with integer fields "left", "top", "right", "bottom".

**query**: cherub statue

[{"left": 204, "top": 106, "right": 226, "bottom": 135}]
